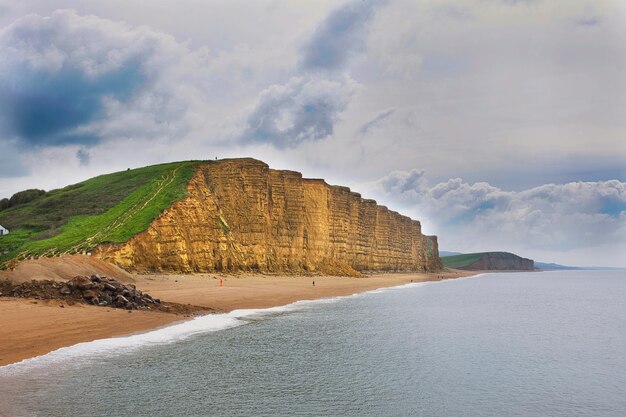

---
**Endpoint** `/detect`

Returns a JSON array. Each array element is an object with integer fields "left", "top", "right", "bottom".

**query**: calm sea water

[{"left": 1, "top": 270, "right": 625, "bottom": 417}]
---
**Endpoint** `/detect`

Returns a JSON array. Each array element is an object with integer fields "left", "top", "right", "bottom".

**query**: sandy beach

[{"left": 0, "top": 269, "right": 475, "bottom": 366}]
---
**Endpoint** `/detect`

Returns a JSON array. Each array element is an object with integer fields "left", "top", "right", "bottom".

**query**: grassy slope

[
  {"left": 440, "top": 253, "right": 484, "bottom": 269},
  {"left": 0, "top": 161, "right": 201, "bottom": 266}
]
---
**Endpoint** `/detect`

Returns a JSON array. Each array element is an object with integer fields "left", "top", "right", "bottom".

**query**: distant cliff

[
  {"left": 441, "top": 252, "right": 534, "bottom": 271},
  {"left": 97, "top": 159, "right": 442, "bottom": 275}
]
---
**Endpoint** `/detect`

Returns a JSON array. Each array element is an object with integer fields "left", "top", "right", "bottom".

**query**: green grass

[
  {"left": 0, "top": 161, "right": 203, "bottom": 264},
  {"left": 440, "top": 252, "right": 485, "bottom": 269}
]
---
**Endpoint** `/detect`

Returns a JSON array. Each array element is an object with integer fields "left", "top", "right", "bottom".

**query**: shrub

[{"left": 9, "top": 189, "right": 46, "bottom": 207}]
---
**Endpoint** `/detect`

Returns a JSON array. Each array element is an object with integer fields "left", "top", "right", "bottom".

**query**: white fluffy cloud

[{"left": 373, "top": 170, "right": 626, "bottom": 265}]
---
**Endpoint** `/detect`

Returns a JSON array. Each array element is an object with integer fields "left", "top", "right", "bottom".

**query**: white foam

[{"left": 0, "top": 274, "right": 484, "bottom": 374}]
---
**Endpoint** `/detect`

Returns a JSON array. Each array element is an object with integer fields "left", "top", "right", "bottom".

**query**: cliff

[
  {"left": 442, "top": 252, "right": 534, "bottom": 271},
  {"left": 97, "top": 159, "right": 442, "bottom": 275}
]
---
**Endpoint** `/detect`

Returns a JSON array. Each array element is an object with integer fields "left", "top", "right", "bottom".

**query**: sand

[
  {"left": 0, "top": 254, "right": 134, "bottom": 284},
  {"left": 0, "top": 269, "right": 475, "bottom": 367},
  {"left": 0, "top": 298, "right": 180, "bottom": 366}
]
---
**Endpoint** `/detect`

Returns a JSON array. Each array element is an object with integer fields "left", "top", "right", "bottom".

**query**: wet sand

[
  {"left": 0, "top": 298, "right": 180, "bottom": 366},
  {"left": 1, "top": 270, "right": 475, "bottom": 366}
]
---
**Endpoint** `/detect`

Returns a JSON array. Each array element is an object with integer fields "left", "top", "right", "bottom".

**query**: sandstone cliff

[{"left": 97, "top": 159, "right": 442, "bottom": 275}]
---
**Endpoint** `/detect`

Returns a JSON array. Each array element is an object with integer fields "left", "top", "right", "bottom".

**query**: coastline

[{"left": 1, "top": 269, "right": 477, "bottom": 367}]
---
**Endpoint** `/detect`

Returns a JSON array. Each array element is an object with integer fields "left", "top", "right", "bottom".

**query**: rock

[
  {"left": 71, "top": 276, "right": 94, "bottom": 290},
  {"left": 90, "top": 274, "right": 101, "bottom": 283},
  {"left": 102, "top": 282, "right": 116, "bottom": 292},
  {"left": 82, "top": 290, "right": 97, "bottom": 300},
  {"left": 91, "top": 297, "right": 100, "bottom": 305},
  {"left": 101, "top": 294, "right": 113, "bottom": 305},
  {"left": 59, "top": 286, "right": 71, "bottom": 295},
  {"left": 115, "top": 294, "right": 129, "bottom": 307}
]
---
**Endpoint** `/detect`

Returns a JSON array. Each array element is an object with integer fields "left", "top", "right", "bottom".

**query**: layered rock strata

[{"left": 97, "top": 159, "right": 442, "bottom": 275}]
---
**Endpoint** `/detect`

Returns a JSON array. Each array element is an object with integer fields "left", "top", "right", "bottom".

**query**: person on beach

[{"left": 312, "top": 280, "right": 315, "bottom": 287}]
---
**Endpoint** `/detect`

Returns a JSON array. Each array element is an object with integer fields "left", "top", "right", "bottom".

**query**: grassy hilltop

[
  {"left": 0, "top": 161, "right": 201, "bottom": 267},
  {"left": 440, "top": 253, "right": 484, "bottom": 269},
  {"left": 441, "top": 251, "right": 534, "bottom": 271}
]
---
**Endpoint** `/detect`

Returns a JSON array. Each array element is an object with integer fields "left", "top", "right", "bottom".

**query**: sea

[{"left": 1, "top": 270, "right": 625, "bottom": 417}]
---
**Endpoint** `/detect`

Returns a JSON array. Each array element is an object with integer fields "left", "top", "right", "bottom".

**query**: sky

[{"left": 0, "top": 0, "right": 624, "bottom": 267}]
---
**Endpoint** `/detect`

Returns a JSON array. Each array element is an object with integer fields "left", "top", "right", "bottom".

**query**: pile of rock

[
  {"left": 0, "top": 275, "right": 160, "bottom": 311},
  {"left": 61, "top": 275, "right": 160, "bottom": 310}
]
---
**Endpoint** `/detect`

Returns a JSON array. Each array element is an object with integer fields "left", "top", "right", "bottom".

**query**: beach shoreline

[{"left": 1, "top": 269, "right": 477, "bottom": 367}]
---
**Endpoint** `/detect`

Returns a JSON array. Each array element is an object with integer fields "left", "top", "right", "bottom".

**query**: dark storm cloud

[
  {"left": 0, "top": 60, "right": 145, "bottom": 146},
  {"left": 0, "top": 9, "right": 186, "bottom": 154}
]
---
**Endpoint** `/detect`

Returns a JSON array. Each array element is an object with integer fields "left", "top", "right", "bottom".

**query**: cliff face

[
  {"left": 97, "top": 159, "right": 442, "bottom": 275},
  {"left": 463, "top": 252, "right": 534, "bottom": 271}
]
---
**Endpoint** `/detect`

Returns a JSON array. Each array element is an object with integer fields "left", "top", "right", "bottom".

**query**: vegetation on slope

[
  {"left": 0, "top": 161, "right": 202, "bottom": 267},
  {"left": 440, "top": 253, "right": 484, "bottom": 269}
]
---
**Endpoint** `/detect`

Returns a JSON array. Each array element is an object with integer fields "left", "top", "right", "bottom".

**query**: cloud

[
  {"left": 0, "top": 9, "right": 200, "bottom": 151},
  {"left": 0, "top": 141, "right": 28, "bottom": 177},
  {"left": 76, "top": 148, "right": 91, "bottom": 166},
  {"left": 358, "top": 108, "right": 395, "bottom": 135},
  {"left": 239, "top": 0, "right": 384, "bottom": 148},
  {"left": 374, "top": 169, "right": 626, "bottom": 263},
  {"left": 575, "top": 16, "right": 601, "bottom": 27},
  {"left": 301, "top": 0, "right": 385, "bottom": 71},
  {"left": 240, "top": 75, "right": 355, "bottom": 148}
]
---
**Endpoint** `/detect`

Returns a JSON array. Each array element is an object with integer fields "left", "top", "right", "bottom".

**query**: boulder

[
  {"left": 90, "top": 274, "right": 102, "bottom": 283},
  {"left": 82, "top": 290, "right": 97, "bottom": 300},
  {"left": 59, "top": 286, "right": 71, "bottom": 295},
  {"left": 115, "top": 294, "right": 129, "bottom": 307},
  {"left": 71, "top": 276, "right": 94, "bottom": 290}
]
